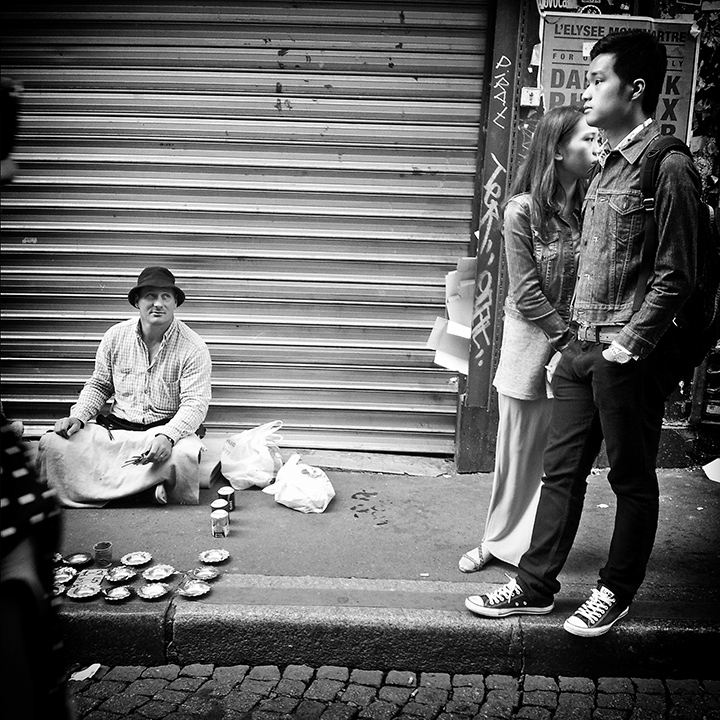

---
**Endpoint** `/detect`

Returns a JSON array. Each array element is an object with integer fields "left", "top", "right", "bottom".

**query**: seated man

[{"left": 37, "top": 266, "right": 212, "bottom": 507}]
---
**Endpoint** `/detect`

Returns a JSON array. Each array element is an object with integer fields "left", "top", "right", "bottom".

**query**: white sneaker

[{"left": 564, "top": 585, "right": 629, "bottom": 637}]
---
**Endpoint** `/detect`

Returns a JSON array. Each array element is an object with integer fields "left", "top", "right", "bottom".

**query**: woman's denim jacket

[
  {"left": 503, "top": 193, "right": 578, "bottom": 352},
  {"left": 572, "top": 121, "right": 701, "bottom": 358}
]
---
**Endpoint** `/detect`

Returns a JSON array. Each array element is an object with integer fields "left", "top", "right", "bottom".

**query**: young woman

[{"left": 459, "top": 106, "right": 598, "bottom": 573}]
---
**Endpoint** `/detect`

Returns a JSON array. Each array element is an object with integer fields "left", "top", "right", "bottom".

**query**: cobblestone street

[{"left": 69, "top": 663, "right": 720, "bottom": 720}]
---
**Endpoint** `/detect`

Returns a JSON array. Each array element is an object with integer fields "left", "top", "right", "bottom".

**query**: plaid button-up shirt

[{"left": 71, "top": 317, "right": 212, "bottom": 443}]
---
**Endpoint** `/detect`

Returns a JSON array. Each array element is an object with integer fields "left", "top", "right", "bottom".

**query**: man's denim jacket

[
  {"left": 572, "top": 121, "right": 702, "bottom": 358},
  {"left": 504, "top": 193, "right": 578, "bottom": 352}
]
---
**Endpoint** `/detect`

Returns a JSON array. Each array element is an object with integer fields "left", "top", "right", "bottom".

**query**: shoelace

[
  {"left": 575, "top": 587, "right": 614, "bottom": 623},
  {"left": 485, "top": 575, "right": 519, "bottom": 605}
]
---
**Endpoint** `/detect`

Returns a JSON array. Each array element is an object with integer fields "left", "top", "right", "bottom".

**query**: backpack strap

[{"left": 633, "top": 135, "right": 692, "bottom": 314}]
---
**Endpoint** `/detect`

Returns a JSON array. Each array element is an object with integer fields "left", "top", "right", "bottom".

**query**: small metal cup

[
  {"left": 210, "top": 498, "right": 229, "bottom": 513},
  {"left": 211, "top": 510, "right": 230, "bottom": 538},
  {"left": 93, "top": 541, "right": 113, "bottom": 567},
  {"left": 217, "top": 485, "right": 235, "bottom": 511}
]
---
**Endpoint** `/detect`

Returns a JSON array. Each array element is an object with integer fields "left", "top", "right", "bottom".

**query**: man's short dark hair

[{"left": 590, "top": 29, "right": 667, "bottom": 116}]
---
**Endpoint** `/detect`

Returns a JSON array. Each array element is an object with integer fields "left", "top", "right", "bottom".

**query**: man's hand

[
  {"left": 54, "top": 416, "right": 84, "bottom": 439},
  {"left": 139, "top": 433, "right": 174, "bottom": 465}
]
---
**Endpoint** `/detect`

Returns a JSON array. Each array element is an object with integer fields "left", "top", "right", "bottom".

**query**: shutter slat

[{"left": 4, "top": 70, "right": 483, "bottom": 98}]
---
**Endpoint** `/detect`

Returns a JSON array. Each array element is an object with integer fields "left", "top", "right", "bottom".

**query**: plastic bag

[
  {"left": 220, "top": 420, "right": 283, "bottom": 490},
  {"left": 262, "top": 454, "right": 335, "bottom": 513}
]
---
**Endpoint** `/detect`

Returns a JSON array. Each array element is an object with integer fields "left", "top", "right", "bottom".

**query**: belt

[
  {"left": 575, "top": 324, "right": 622, "bottom": 344},
  {"left": 96, "top": 413, "right": 171, "bottom": 433},
  {"left": 94, "top": 413, "right": 206, "bottom": 440}
]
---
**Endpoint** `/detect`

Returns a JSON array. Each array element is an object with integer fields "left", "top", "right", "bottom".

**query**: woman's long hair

[{"left": 507, "top": 106, "right": 587, "bottom": 234}]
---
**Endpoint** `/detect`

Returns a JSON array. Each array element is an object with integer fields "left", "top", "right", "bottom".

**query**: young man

[
  {"left": 465, "top": 29, "right": 701, "bottom": 635},
  {"left": 37, "top": 266, "right": 212, "bottom": 507}
]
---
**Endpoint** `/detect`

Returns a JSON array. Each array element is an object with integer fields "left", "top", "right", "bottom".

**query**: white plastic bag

[
  {"left": 220, "top": 420, "right": 283, "bottom": 490},
  {"left": 262, "top": 454, "right": 335, "bottom": 513}
]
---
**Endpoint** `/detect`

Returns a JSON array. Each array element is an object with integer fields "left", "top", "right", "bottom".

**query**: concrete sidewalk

[{"left": 52, "top": 442, "right": 720, "bottom": 680}]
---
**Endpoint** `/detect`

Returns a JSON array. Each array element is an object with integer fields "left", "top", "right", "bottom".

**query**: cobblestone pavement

[{"left": 67, "top": 663, "right": 719, "bottom": 720}]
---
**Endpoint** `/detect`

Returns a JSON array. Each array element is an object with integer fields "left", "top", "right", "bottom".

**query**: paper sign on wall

[{"left": 539, "top": 13, "right": 700, "bottom": 142}]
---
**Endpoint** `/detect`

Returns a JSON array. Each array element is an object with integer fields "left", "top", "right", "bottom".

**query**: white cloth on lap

[{"left": 37, "top": 421, "right": 204, "bottom": 508}]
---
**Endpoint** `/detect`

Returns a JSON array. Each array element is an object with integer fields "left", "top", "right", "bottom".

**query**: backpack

[{"left": 636, "top": 134, "right": 720, "bottom": 369}]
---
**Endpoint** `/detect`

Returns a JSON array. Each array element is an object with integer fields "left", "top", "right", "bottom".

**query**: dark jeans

[{"left": 516, "top": 327, "right": 685, "bottom": 605}]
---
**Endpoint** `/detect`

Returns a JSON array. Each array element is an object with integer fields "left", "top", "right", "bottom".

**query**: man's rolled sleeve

[{"left": 70, "top": 334, "right": 115, "bottom": 423}]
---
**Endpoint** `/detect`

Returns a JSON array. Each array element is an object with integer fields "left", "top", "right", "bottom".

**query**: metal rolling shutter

[{"left": 0, "top": 1, "right": 488, "bottom": 455}]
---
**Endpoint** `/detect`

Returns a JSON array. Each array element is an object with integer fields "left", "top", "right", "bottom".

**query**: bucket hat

[{"left": 128, "top": 266, "right": 186, "bottom": 306}]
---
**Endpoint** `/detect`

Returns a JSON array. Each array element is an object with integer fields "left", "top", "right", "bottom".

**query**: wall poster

[{"left": 539, "top": 13, "right": 700, "bottom": 140}]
